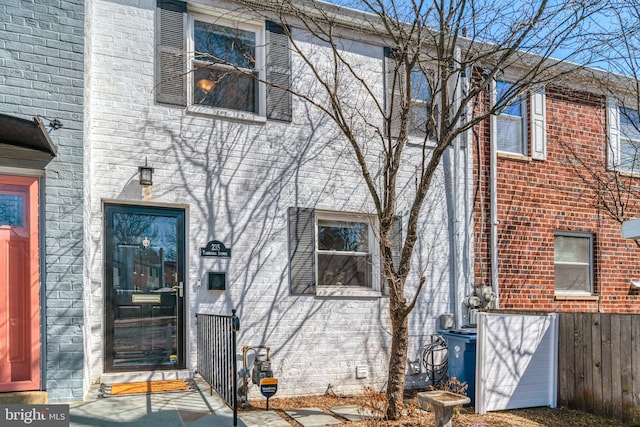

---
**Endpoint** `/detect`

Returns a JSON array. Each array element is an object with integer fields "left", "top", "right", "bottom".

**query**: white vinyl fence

[{"left": 476, "top": 312, "right": 558, "bottom": 414}]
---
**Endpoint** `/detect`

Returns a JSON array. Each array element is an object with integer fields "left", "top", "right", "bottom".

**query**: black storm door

[{"left": 104, "top": 204, "right": 185, "bottom": 372}]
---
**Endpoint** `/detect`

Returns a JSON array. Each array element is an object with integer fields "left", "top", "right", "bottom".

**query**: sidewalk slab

[
  {"left": 284, "top": 407, "right": 342, "bottom": 427},
  {"left": 240, "top": 410, "right": 291, "bottom": 427},
  {"left": 329, "top": 404, "right": 380, "bottom": 422}
]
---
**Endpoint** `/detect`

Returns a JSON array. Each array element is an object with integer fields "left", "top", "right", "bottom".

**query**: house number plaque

[{"left": 200, "top": 240, "right": 231, "bottom": 257}]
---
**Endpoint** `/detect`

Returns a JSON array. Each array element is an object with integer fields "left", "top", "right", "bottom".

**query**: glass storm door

[
  {"left": 104, "top": 205, "right": 185, "bottom": 371},
  {"left": 0, "top": 175, "right": 40, "bottom": 391}
]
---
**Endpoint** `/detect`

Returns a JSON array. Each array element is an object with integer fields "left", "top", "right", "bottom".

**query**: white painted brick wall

[{"left": 85, "top": 0, "right": 460, "bottom": 397}]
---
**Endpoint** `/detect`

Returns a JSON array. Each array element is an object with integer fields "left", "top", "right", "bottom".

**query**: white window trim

[
  {"left": 186, "top": 11, "right": 267, "bottom": 121},
  {"left": 608, "top": 97, "right": 640, "bottom": 174},
  {"left": 554, "top": 231, "right": 594, "bottom": 296},
  {"left": 490, "top": 79, "right": 547, "bottom": 161},
  {"left": 494, "top": 80, "right": 529, "bottom": 157},
  {"left": 314, "top": 211, "right": 381, "bottom": 297}
]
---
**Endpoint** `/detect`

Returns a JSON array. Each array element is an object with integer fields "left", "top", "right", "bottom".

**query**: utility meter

[{"left": 251, "top": 349, "right": 273, "bottom": 384}]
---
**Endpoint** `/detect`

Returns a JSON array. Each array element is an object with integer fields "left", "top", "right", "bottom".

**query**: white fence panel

[{"left": 476, "top": 312, "right": 558, "bottom": 414}]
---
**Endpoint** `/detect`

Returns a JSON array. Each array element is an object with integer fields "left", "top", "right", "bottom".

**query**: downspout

[
  {"left": 462, "top": 62, "right": 474, "bottom": 325},
  {"left": 452, "top": 46, "right": 463, "bottom": 327},
  {"left": 443, "top": 47, "right": 463, "bottom": 329},
  {"left": 489, "top": 79, "right": 500, "bottom": 308}
]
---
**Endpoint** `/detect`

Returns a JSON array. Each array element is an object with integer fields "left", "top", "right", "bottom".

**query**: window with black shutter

[{"left": 155, "top": 4, "right": 292, "bottom": 121}]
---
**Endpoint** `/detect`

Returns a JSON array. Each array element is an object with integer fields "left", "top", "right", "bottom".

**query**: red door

[{"left": 0, "top": 175, "right": 40, "bottom": 391}]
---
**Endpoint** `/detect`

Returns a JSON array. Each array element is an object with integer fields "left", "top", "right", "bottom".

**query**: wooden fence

[{"left": 558, "top": 312, "right": 640, "bottom": 423}]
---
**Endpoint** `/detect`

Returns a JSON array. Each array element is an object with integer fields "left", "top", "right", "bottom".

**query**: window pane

[
  {"left": 194, "top": 21, "right": 255, "bottom": 69},
  {"left": 193, "top": 66, "right": 257, "bottom": 112},
  {"left": 554, "top": 263, "right": 590, "bottom": 293},
  {"left": 496, "top": 81, "right": 522, "bottom": 117},
  {"left": 408, "top": 104, "right": 429, "bottom": 136},
  {"left": 409, "top": 67, "right": 431, "bottom": 136},
  {"left": 620, "top": 107, "right": 640, "bottom": 171},
  {"left": 621, "top": 107, "right": 640, "bottom": 131},
  {"left": 411, "top": 68, "right": 430, "bottom": 103},
  {"left": 620, "top": 139, "right": 640, "bottom": 172},
  {"left": 497, "top": 115, "right": 524, "bottom": 154},
  {"left": 318, "top": 253, "right": 371, "bottom": 287},
  {"left": 318, "top": 220, "right": 368, "bottom": 252},
  {"left": 0, "top": 194, "right": 24, "bottom": 227},
  {"left": 554, "top": 235, "right": 589, "bottom": 263},
  {"left": 554, "top": 234, "right": 591, "bottom": 293}
]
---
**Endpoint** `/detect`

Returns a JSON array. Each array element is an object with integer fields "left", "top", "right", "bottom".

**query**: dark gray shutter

[
  {"left": 391, "top": 215, "right": 403, "bottom": 272},
  {"left": 384, "top": 47, "right": 403, "bottom": 137},
  {"left": 266, "top": 21, "right": 292, "bottom": 121},
  {"left": 288, "top": 207, "right": 315, "bottom": 295},
  {"left": 156, "top": 0, "right": 187, "bottom": 106},
  {"left": 382, "top": 215, "right": 402, "bottom": 295}
]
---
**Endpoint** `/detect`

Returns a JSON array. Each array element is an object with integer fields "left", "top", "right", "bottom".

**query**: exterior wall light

[{"left": 139, "top": 160, "right": 154, "bottom": 186}]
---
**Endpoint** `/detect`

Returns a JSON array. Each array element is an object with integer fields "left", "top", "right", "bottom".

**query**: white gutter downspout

[
  {"left": 462, "top": 61, "right": 473, "bottom": 324},
  {"left": 489, "top": 79, "right": 500, "bottom": 308},
  {"left": 452, "top": 46, "right": 462, "bottom": 328}
]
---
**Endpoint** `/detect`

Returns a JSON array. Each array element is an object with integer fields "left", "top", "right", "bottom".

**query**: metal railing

[{"left": 196, "top": 310, "right": 240, "bottom": 426}]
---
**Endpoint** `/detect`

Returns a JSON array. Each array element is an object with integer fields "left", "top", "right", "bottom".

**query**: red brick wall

[{"left": 473, "top": 86, "right": 640, "bottom": 313}]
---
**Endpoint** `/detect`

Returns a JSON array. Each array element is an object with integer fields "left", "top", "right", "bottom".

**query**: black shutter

[
  {"left": 266, "top": 21, "right": 292, "bottom": 121},
  {"left": 156, "top": 0, "right": 187, "bottom": 106},
  {"left": 384, "top": 47, "right": 404, "bottom": 137},
  {"left": 288, "top": 207, "right": 315, "bottom": 295},
  {"left": 391, "top": 215, "right": 403, "bottom": 271},
  {"left": 382, "top": 215, "right": 403, "bottom": 295}
]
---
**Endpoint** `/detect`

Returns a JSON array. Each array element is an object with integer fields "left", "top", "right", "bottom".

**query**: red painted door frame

[{"left": 0, "top": 174, "right": 41, "bottom": 392}]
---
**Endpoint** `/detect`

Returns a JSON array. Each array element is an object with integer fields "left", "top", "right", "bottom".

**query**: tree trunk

[{"left": 386, "top": 306, "right": 409, "bottom": 420}]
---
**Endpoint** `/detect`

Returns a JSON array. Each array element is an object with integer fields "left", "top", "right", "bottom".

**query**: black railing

[{"left": 196, "top": 310, "right": 240, "bottom": 426}]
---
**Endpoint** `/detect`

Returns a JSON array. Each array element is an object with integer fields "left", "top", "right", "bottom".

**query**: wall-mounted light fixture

[{"left": 139, "top": 158, "right": 154, "bottom": 186}]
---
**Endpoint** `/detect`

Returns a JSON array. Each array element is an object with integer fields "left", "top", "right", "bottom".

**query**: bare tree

[{"left": 194, "top": 0, "right": 603, "bottom": 418}]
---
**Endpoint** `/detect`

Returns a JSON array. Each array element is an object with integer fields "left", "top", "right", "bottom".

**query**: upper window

[
  {"left": 496, "top": 80, "right": 527, "bottom": 155},
  {"left": 316, "top": 216, "right": 373, "bottom": 288},
  {"left": 155, "top": 1, "right": 291, "bottom": 120},
  {"left": 192, "top": 21, "right": 257, "bottom": 112},
  {"left": 619, "top": 107, "right": 640, "bottom": 173},
  {"left": 407, "top": 67, "right": 432, "bottom": 137},
  {"left": 190, "top": 17, "right": 264, "bottom": 115},
  {"left": 554, "top": 232, "right": 593, "bottom": 295},
  {"left": 384, "top": 48, "right": 434, "bottom": 140}
]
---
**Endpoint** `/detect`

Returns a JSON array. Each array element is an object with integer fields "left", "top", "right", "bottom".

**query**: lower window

[
  {"left": 554, "top": 232, "right": 593, "bottom": 295},
  {"left": 288, "top": 208, "right": 397, "bottom": 297},
  {"left": 317, "top": 217, "right": 373, "bottom": 287}
]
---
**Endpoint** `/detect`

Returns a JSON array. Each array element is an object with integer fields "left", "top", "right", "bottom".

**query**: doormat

[{"left": 99, "top": 379, "right": 194, "bottom": 397}]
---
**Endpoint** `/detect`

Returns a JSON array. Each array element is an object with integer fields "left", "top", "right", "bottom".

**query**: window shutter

[
  {"left": 156, "top": 0, "right": 187, "bottom": 106},
  {"left": 382, "top": 215, "right": 403, "bottom": 295},
  {"left": 530, "top": 86, "right": 546, "bottom": 160},
  {"left": 266, "top": 21, "right": 292, "bottom": 121},
  {"left": 391, "top": 215, "right": 403, "bottom": 273},
  {"left": 607, "top": 97, "right": 620, "bottom": 169},
  {"left": 288, "top": 207, "right": 315, "bottom": 295},
  {"left": 384, "top": 47, "right": 404, "bottom": 138}
]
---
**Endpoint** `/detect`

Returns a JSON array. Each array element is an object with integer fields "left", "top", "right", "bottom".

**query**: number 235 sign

[{"left": 200, "top": 240, "right": 231, "bottom": 257}]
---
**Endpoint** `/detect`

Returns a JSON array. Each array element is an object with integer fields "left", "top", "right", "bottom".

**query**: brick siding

[
  {"left": 474, "top": 86, "right": 640, "bottom": 313},
  {"left": 0, "top": 0, "right": 85, "bottom": 401}
]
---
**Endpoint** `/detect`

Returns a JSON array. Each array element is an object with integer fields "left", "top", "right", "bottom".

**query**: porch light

[{"left": 139, "top": 159, "right": 154, "bottom": 186}]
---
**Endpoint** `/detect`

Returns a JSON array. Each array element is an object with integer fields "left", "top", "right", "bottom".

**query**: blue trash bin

[{"left": 441, "top": 329, "right": 477, "bottom": 406}]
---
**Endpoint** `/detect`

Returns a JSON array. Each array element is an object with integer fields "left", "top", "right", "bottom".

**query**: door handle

[{"left": 171, "top": 282, "right": 184, "bottom": 298}]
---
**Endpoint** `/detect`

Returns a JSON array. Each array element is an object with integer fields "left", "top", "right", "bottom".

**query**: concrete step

[{"left": 0, "top": 391, "right": 48, "bottom": 404}]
